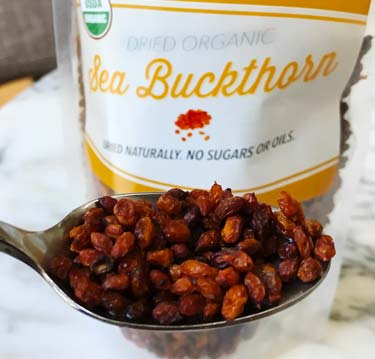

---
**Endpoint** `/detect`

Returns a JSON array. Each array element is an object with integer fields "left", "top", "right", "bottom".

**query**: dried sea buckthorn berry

[
  {"left": 202, "top": 215, "right": 220, "bottom": 231},
  {"left": 169, "top": 264, "right": 182, "bottom": 282},
  {"left": 203, "top": 301, "right": 220, "bottom": 320},
  {"left": 314, "top": 235, "right": 336, "bottom": 262},
  {"left": 215, "top": 267, "right": 240, "bottom": 288},
  {"left": 196, "top": 277, "right": 223, "bottom": 301},
  {"left": 236, "top": 238, "right": 262, "bottom": 255},
  {"left": 135, "top": 217, "right": 154, "bottom": 249},
  {"left": 209, "top": 182, "right": 224, "bottom": 206},
  {"left": 193, "top": 193, "right": 212, "bottom": 216},
  {"left": 152, "top": 301, "right": 182, "bottom": 325},
  {"left": 221, "top": 216, "right": 243, "bottom": 244},
  {"left": 214, "top": 197, "right": 246, "bottom": 220},
  {"left": 171, "top": 243, "right": 191, "bottom": 259},
  {"left": 164, "top": 219, "right": 191, "bottom": 243},
  {"left": 98, "top": 196, "right": 118, "bottom": 214},
  {"left": 251, "top": 204, "right": 275, "bottom": 241},
  {"left": 242, "top": 192, "right": 259, "bottom": 214},
  {"left": 278, "top": 239, "right": 299, "bottom": 260},
  {"left": 166, "top": 188, "right": 187, "bottom": 200},
  {"left": 101, "top": 291, "right": 128, "bottom": 317},
  {"left": 69, "top": 266, "right": 90, "bottom": 289},
  {"left": 103, "top": 215, "right": 119, "bottom": 226},
  {"left": 150, "top": 269, "right": 171, "bottom": 290},
  {"left": 131, "top": 265, "right": 150, "bottom": 298},
  {"left": 91, "top": 232, "right": 113, "bottom": 255},
  {"left": 74, "top": 249, "right": 103, "bottom": 268},
  {"left": 83, "top": 208, "right": 105, "bottom": 227},
  {"left": 221, "top": 285, "right": 248, "bottom": 321},
  {"left": 125, "top": 299, "right": 150, "bottom": 321},
  {"left": 146, "top": 249, "right": 174, "bottom": 268},
  {"left": 255, "top": 264, "right": 282, "bottom": 305},
  {"left": 196, "top": 229, "right": 219, "bottom": 251},
  {"left": 171, "top": 276, "right": 194, "bottom": 296},
  {"left": 304, "top": 219, "right": 323, "bottom": 238},
  {"left": 178, "top": 294, "right": 205, "bottom": 316},
  {"left": 157, "top": 194, "right": 182, "bottom": 215},
  {"left": 213, "top": 249, "right": 253, "bottom": 273},
  {"left": 49, "top": 255, "right": 72, "bottom": 280},
  {"left": 297, "top": 257, "right": 323, "bottom": 283},
  {"left": 114, "top": 199, "right": 137, "bottom": 227},
  {"left": 278, "top": 191, "right": 304, "bottom": 223},
  {"left": 244, "top": 272, "right": 266, "bottom": 306},
  {"left": 105, "top": 224, "right": 123, "bottom": 238},
  {"left": 190, "top": 189, "right": 210, "bottom": 199},
  {"left": 274, "top": 211, "right": 296, "bottom": 237},
  {"left": 118, "top": 252, "right": 141, "bottom": 275},
  {"left": 277, "top": 259, "right": 299, "bottom": 283},
  {"left": 111, "top": 232, "right": 135, "bottom": 259},
  {"left": 103, "top": 273, "right": 130, "bottom": 291},
  {"left": 69, "top": 224, "right": 92, "bottom": 252},
  {"left": 71, "top": 275, "right": 103, "bottom": 307},
  {"left": 183, "top": 205, "right": 201, "bottom": 226},
  {"left": 134, "top": 200, "right": 153, "bottom": 217},
  {"left": 292, "top": 226, "right": 313, "bottom": 259},
  {"left": 180, "top": 260, "right": 217, "bottom": 278},
  {"left": 153, "top": 210, "right": 171, "bottom": 229}
]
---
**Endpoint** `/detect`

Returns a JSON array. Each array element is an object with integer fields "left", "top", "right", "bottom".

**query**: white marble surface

[{"left": 0, "top": 71, "right": 374, "bottom": 359}]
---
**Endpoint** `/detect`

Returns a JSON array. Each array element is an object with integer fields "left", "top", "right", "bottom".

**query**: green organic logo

[{"left": 81, "top": 0, "right": 112, "bottom": 39}]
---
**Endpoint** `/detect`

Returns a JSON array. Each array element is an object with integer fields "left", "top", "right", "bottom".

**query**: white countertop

[{"left": 0, "top": 72, "right": 373, "bottom": 358}]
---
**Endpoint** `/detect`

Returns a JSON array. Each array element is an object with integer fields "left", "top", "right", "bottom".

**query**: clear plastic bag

[{"left": 53, "top": 1, "right": 373, "bottom": 357}]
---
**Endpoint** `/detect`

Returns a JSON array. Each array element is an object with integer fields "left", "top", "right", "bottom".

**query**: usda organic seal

[{"left": 81, "top": 0, "right": 112, "bottom": 39}]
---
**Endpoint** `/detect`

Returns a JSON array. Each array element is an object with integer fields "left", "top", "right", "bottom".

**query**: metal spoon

[{"left": 0, "top": 193, "right": 330, "bottom": 331}]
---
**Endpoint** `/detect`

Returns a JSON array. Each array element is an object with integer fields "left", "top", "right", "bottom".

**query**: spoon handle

[{"left": 0, "top": 221, "right": 39, "bottom": 270}]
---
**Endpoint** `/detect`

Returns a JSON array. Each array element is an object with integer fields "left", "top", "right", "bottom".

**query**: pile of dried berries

[
  {"left": 122, "top": 324, "right": 254, "bottom": 359},
  {"left": 49, "top": 183, "right": 335, "bottom": 325}
]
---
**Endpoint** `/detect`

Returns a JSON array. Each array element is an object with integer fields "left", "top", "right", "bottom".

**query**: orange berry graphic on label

[
  {"left": 175, "top": 110, "right": 211, "bottom": 130},
  {"left": 174, "top": 110, "right": 211, "bottom": 142}
]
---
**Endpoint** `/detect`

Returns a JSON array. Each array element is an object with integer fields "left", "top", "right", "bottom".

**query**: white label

[{"left": 77, "top": 0, "right": 367, "bottom": 201}]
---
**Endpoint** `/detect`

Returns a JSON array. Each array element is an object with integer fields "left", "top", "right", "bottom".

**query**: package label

[{"left": 77, "top": 0, "right": 369, "bottom": 203}]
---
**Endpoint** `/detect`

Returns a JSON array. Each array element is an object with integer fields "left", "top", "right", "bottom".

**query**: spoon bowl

[{"left": 0, "top": 193, "right": 330, "bottom": 331}]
